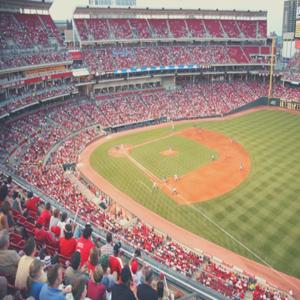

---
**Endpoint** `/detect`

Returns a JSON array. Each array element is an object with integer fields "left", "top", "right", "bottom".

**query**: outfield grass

[{"left": 90, "top": 110, "right": 300, "bottom": 278}]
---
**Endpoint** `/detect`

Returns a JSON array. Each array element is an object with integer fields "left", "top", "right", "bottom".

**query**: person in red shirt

[
  {"left": 87, "top": 265, "right": 106, "bottom": 300},
  {"left": 76, "top": 225, "right": 94, "bottom": 266},
  {"left": 25, "top": 193, "right": 40, "bottom": 212},
  {"left": 34, "top": 223, "right": 50, "bottom": 243},
  {"left": 85, "top": 247, "right": 99, "bottom": 274},
  {"left": 36, "top": 202, "right": 52, "bottom": 229},
  {"left": 109, "top": 242, "right": 123, "bottom": 280},
  {"left": 59, "top": 224, "right": 77, "bottom": 258}
]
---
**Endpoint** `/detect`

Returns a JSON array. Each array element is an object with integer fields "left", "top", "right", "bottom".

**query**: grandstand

[{"left": 0, "top": 0, "right": 300, "bottom": 299}]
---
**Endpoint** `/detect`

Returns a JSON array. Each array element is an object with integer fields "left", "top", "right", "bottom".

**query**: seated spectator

[
  {"left": 59, "top": 224, "right": 77, "bottom": 258},
  {"left": 72, "top": 275, "right": 90, "bottom": 300},
  {"left": 100, "top": 255, "right": 116, "bottom": 293},
  {"left": 137, "top": 266, "right": 158, "bottom": 300},
  {"left": 37, "top": 202, "right": 52, "bottom": 229},
  {"left": 25, "top": 192, "right": 40, "bottom": 212},
  {"left": 100, "top": 232, "right": 113, "bottom": 256},
  {"left": 15, "top": 237, "right": 45, "bottom": 289},
  {"left": 39, "top": 263, "right": 68, "bottom": 300},
  {"left": 76, "top": 224, "right": 95, "bottom": 266},
  {"left": 65, "top": 251, "right": 88, "bottom": 286},
  {"left": 111, "top": 265, "right": 136, "bottom": 300},
  {"left": 87, "top": 265, "right": 106, "bottom": 300},
  {"left": 109, "top": 242, "right": 123, "bottom": 281},
  {"left": 49, "top": 208, "right": 60, "bottom": 229},
  {"left": 0, "top": 229, "right": 20, "bottom": 281},
  {"left": 27, "top": 258, "right": 47, "bottom": 300}
]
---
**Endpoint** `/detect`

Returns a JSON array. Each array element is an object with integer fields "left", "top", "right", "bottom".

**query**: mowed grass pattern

[
  {"left": 131, "top": 135, "right": 217, "bottom": 178},
  {"left": 90, "top": 110, "right": 300, "bottom": 278}
]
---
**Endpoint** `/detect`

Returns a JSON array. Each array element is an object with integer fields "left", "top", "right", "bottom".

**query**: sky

[{"left": 50, "top": 0, "right": 285, "bottom": 35}]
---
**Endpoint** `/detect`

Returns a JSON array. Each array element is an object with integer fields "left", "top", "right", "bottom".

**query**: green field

[{"left": 90, "top": 110, "right": 300, "bottom": 278}]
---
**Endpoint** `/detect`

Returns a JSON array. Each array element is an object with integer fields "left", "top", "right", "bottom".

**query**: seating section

[{"left": 74, "top": 18, "right": 267, "bottom": 41}]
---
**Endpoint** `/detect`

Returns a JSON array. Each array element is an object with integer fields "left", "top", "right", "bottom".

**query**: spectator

[
  {"left": 39, "top": 263, "right": 68, "bottom": 300},
  {"left": 25, "top": 192, "right": 40, "bottom": 212},
  {"left": 37, "top": 202, "right": 52, "bottom": 229},
  {"left": 12, "top": 191, "right": 23, "bottom": 214},
  {"left": 59, "top": 223, "right": 77, "bottom": 258},
  {"left": 49, "top": 208, "right": 60, "bottom": 229},
  {"left": 15, "top": 237, "right": 45, "bottom": 289},
  {"left": 0, "top": 201, "right": 11, "bottom": 230},
  {"left": 130, "top": 248, "right": 143, "bottom": 287},
  {"left": 0, "top": 176, "right": 11, "bottom": 202},
  {"left": 86, "top": 247, "right": 99, "bottom": 274},
  {"left": 100, "top": 232, "right": 113, "bottom": 256},
  {"left": 71, "top": 275, "right": 90, "bottom": 300},
  {"left": 57, "top": 212, "right": 69, "bottom": 237},
  {"left": 87, "top": 265, "right": 106, "bottom": 300},
  {"left": 111, "top": 265, "right": 136, "bottom": 300},
  {"left": 65, "top": 251, "right": 88, "bottom": 286},
  {"left": 109, "top": 242, "right": 123, "bottom": 280},
  {"left": 27, "top": 258, "right": 47, "bottom": 300},
  {"left": 76, "top": 224, "right": 95, "bottom": 266},
  {"left": 100, "top": 255, "right": 116, "bottom": 293},
  {"left": 157, "top": 281, "right": 164, "bottom": 300},
  {"left": 0, "top": 276, "right": 8, "bottom": 299},
  {"left": 137, "top": 266, "right": 158, "bottom": 300},
  {"left": 0, "top": 229, "right": 20, "bottom": 281}
]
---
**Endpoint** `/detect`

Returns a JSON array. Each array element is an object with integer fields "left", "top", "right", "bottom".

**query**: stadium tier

[{"left": 0, "top": 2, "right": 300, "bottom": 299}]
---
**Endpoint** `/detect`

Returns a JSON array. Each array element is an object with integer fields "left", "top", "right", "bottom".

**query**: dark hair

[
  {"left": 83, "top": 226, "right": 92, "bottom": 239},
  {"left": 157, "top": 281, "right": 164, "bottom": 298},
  {"left": 89, "top": 248, "right": 98, "bottom": 267},
  {"left": 24, "top": 237, "right": 35, "bottom": 256},
  {"left": 53, "top": 208, "right": 60, "bottom": 218},
  {"left": 113, "top": 241, "right": 121, "bottom": 255},
  {"left": 27, "top": 259, "right": 44, "bottom": 290},
  {"left": 144, "top": 266, "right": 153, "bottom": 283},
  {"left": 27, "top": 191, "right": 33, "bottom": 199},
  {"left": 120, "top": 265, "right": 132, "bottom": 284},
  {"left": 47, "top": 264, "right": 62, "bottom": 286},
  {"left": 0, "top": 201, "right": 10, "bottom": 215},
  {"left": 70, "top": 251, "right": 81, "bottom": 270},
  {"left": 64, "top": 224, "right": 73, "bottom": 240},
  {"left": 45, "top": 202, "right": 51, "bottom": 211},
  {"left": 7, "top": 176, "right": 12, "bottom": 184},
  {"left": 71, "top": 276, "right": 87, "bottom": 300},
  {"left": 61, "top": 212, "right": 68, "bottom": 222},
  {"left": 134, "top": 248, "right": 141, "bottom": 257},
  {"left": 106, "top": 232, "right": 112, "bottom": 243},
  {"left": 12, "top": 191, "right": 19, "bottom": 200}
]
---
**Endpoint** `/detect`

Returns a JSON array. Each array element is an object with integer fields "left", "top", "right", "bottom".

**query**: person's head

[
  {"left": 72, "top": 276, "right": 87, "bottom": 300},
  {"left": 47, "top": 264, "right": 64, "bottom": 288},
  {"left": 82, "top": 226, "right": 92, "bottom": 239},
  {"left": 27, "top": 259, "right": 44, "bottom": 289},
  {"left": 45, "top": 202, "right": 51, "bottom": 211},
  {"left": 144, "top": 266, "right": 154, "bottom": 284},
  {"left": 64, "top": 224, "right": 73, "bottom": 240},
  {"left": 89, "top": 247, "right": 99, "bottom": 267},
  {"left": 0, "top": 201, "right": 10, "bottom": 215},
  {"left": 0, "top": 229, "right": 9, "bottom": 250},
  {"left": 70, "top": 251, "right": 81, "bottom": 270},
  {"left": 92, "top": 265, "right": 103, "bottom": 283},
  {"left": 134, "top": 248, "right": 141, "bottom": 258},
  {"left": 106, "top": 232, "right": 112, "bottom": 244},
  {"left": 157, "top": 280, "right": 164, "bottom": 298},
  {"left": 113, "top": 241, "right": 121, "bottom": 256},
  {"left": 100, "top": 255, "right": 109, "bottom": 273},
  {"left": 27, "top": 191, "right": 33, "bottom": 199},
  {"left": 61, "top": 212, "right": 68, "bottom": 222},
  {"left": 24, "top": 237, "right": 36, "bottom": 256},
  {"left": 12, "top": 191, "right": 19, "bottom": 200},
  {"left": 53, "top": 208, "right": 60, "bottom": 218},
  {"left": 120, "top": 265, "right": 132, "bottom": 286}
]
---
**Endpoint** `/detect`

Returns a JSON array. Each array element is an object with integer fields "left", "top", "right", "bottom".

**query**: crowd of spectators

[
  {"left": 83, "top": 45, "right": 271, "bottom": 74},
  {"left": 74, "top": 18, "right": 267, "bottom": 41},
  {"left": 283, "top": 52, "right": 300, "bottom": 83}
]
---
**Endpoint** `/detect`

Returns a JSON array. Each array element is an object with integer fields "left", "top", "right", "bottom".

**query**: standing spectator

[
  {"left": 111, "top": 265, "right": 136, "bottom": 300},
  {"left": 76, "top": 225, "right": 95, "bottom": 266},
  {"left": 12, "top": 191, "right": 23, "bottom": 214},
  {"left": 137, "top": 266, "right": 158, "bottom": 300},
  {"left": 57, "top": 212, "right": 69, "bottom": 238},
  {"left": 87, "top": 265, "right": 106, "bottom": 300},
  {"left": 27, "top": 258, "right": 47, "bottom": 300},
  {"left": 156, "top": 281, "right": 164, "bottom": 300},
  {"left": 65, "top": 251, "right": 88, "bottom": 286},
  {"left": 130, "top": 249, "right": 143, "bottom": 288},
  {"left": 37, "top": 202, "right": 52, "bottom": 229},
  {"left": 0, "top": 229, "right": 20, "bottom": 281},
  {"left": 0, "top": 176, "right": 11, "bottom": 202},
  {"left": 0, "top": 201, "right": 12, "bottom": 230},
  {"left": 85, "top": 247, "right": 99, "bottom": 274},
  {"left": 100, "top": 255, "right": 116, "bottom": 294},
  {"left": 109, "top": 242, "right": 123, "bottom": 280},
  {"left": 72, "top": 276, "right": 90, "bottom": 300},
  {"left": 100, "top": 232, "right": 113, "bottom": 256},
  {"left": 59, "top": 224, "right": 77, "bottom": 258},
  {"left": 39, "top": 264, "right": 68, "bottom": 300},
  {"left": 25, "top": 192, "right": 40, "bottom": 212},
  {"left": 15, "top": 237, "right": 45, "bottom": 289},
  {"left": 49, "top": 208, "right": 60, "bottom": 229}
]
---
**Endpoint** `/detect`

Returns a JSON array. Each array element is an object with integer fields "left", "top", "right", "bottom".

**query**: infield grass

[{"left": 90, "top": 110, "right": 300, "bottom": 278}]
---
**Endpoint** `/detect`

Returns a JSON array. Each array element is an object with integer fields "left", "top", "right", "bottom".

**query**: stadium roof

[
  {"left": 0, "top": 0, "right": 52, "bottom": 12},
  {"left": 74, "top": 6, "right": 267, "bottom": 19}
]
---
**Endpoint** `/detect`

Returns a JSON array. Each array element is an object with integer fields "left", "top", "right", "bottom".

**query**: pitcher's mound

[
  {"left": 109, "top": 144, "right": 132, "bottom": 157},
  {"left": 161, "top": 149, "right": 178, "bottom": 157}
]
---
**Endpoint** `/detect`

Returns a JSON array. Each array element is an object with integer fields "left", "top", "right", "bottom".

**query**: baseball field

[{"left": 89, "top": 109, "right": 300, "bottom": 279}]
